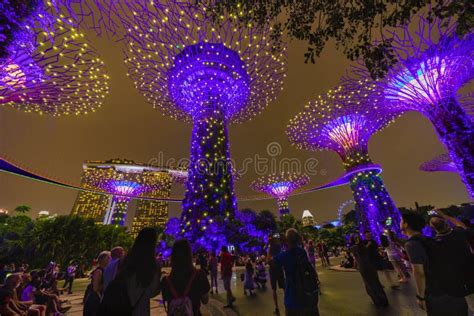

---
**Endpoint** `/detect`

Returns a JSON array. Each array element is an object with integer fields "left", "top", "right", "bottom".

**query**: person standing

[
  {"left": 114, "top": 228, "right": 161, "bottom": 316},
  {"left": 322, "top": 243, "right": 331, "bottom": 267},
  {"left": 64, "top": 262, "right": 77, "bottom": 294},
  {"left": 209, "top": 252, "right": 219, "bottom": 294},
  {"left": 382, "top": 232, "right": 408, "bottom": 284},
  {"left": 306, "top": 241, "right": 316, "bottom": 268},
  {"left": 197, "top": 251, "right": 208, "bottom": 276},
  {"left": 161, "top": 239, "right": 210, "bottom": 316},
  {"left": 84, "top": 251, "right": 111, "bottom": 316},
  {"left": 243, "top": 259, "right": 255, "bottom": 296},
  {"left": 273, "top": 229, "right": 320, "bottom": 316},
  {"left": 350, "top": 235, "right": 389, "bottom": 308},
  {"left": 402, "top": 212, "right": 471, "bottom": 316},
  {"left": 103, "top": 247, "right": 125, "bottom": 290},
  {"left": 267, "top": 235, "right": 285, "bottom": 315},
  {"left": 220, "top": 246, "right": 235, "bottom": 308}
]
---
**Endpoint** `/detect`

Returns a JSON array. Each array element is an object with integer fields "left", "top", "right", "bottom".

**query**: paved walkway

[{"left": 63, "top": 267, "right": 473, "bottom": 316}]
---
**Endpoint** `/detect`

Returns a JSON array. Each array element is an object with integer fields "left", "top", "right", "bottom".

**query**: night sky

[{"left": 0, "top": 30, "right": 471, "bottom": 224}]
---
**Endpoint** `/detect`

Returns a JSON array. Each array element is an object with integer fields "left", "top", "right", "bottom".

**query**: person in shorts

[{"left": 267, "top": 235, "right": 285, "bottom": 315}]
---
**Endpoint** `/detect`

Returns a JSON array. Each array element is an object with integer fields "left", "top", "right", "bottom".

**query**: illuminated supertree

[
  {"left": 250, "top": 173, "right": 310, "bottom": 217},
  {"left": 350, "top": 16, "right": 474, "bottom": 198},
  {"left": 287, "top": 81, "right": 402, "bottom": 239},
  {"left": 121, "top": 1, "right": 287, "bottom": 249},
  {"left": 420, "top": 153, "right": 457, "bottom": 173},
  {"left": 81, "top": 159, "right": 172, "bottom": 226},
  {"left": 0, "top": 2, "right": 110, "bottom": 115}
]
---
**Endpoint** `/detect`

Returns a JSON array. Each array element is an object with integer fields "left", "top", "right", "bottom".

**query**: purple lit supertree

[
  {"left": 0, "top": 2, "right": 110, "bottom": 115},
  {"left": 350, "top": 16, "right": 474, "bottom": 198},
  {"left": 287, "top": 81, "right": 402, "bottom": 239},
  {"left": 250, "top": 173, "right": 310, "bottom": 217},
  {"left": 420, "top": 153, "right": 457, "bottom": 173},
  {"left": 82, "top": 160, "right": 171, "bottom": 226},
  {"left": 120, "top": 1, "right": 287, "bottom": 250}
]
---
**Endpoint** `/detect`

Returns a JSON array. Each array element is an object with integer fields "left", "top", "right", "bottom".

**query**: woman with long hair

[
  {"left": 161, "top": 239, "right": 210, "bottom": 316},
  {"left": 115, "top": 228, "right": 161, "bottom": 316}
]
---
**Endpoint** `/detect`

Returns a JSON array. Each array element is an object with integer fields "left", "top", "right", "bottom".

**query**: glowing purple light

[
  {"left": 269, "top": 182, "right": 292, "bottom": 197},
  {"left": 168, "top": 43, "right": 250, "bottom": 120},
  {"left": 251, "top": 173, "right": 310, "bottom": 216},
  {"left": 348, "top": 16, "right": 474, "bottom": 198},
  {"left": 119, "top": 0, "right": 287, "bottom": 249},
  {"left": 287, "top": 81, "right": 402, "bottom": 237},
  {"left": 288, "top": 82, "right": 401, "bottom": 167},
  {"left": 324, "top": 115, "right": 366, "bottom": 153},
  {"left": 110, "top": 180, "right": 142, "bottom": 197}
]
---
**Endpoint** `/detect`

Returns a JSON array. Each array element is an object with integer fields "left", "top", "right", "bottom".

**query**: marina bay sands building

[{"left": 71, "top": 159, "right": 181, "bottom": 236}]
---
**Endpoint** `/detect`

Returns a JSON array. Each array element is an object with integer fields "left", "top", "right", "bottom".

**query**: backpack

[
  {"left": 293, "top": 248, "right": 320, "bottom": 307},
  {"left": 97, "top": 277, "right": 145, "bottom": 316},
  {"left": 166, "top": 270, "right": 197, "bottom": 316},
  {"left": 413, "top": 232, "right": 474, "bottom": 297}
]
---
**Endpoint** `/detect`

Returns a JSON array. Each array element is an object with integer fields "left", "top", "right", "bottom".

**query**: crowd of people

[
  {"left": 1, "top": 208, "right": 472, "bottom": 316},
  {"left": 0, "top": 262, "right": 73, "bottom": 315},
  {"left": 78, "top": 227, "right": 321, "bottom": 316},
  {"left": 347, "top": 210, "right": 473, "bottom": 316}
]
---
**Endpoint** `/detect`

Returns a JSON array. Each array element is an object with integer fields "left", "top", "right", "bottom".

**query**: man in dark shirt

[
  {"left": 274, "top": 229, "right": 319, "bottom": 316},
  {"left": 401, "top": 212, "right": 469, "bottom": 316}
]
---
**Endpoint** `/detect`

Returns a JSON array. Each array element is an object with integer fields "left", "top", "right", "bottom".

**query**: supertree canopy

[
  {"left": 287, "top": 80, "right": 402, "bottom": 239},
  {"left": 350, "top": 16, "right": 474, "bottom": 198},
  {"left": 420, "top": 153, "right": 457, "bottom": 173},
  {"left": 0, "top": 2, "right": 110, "bottom": 115},
  {"left": 81, "top": 159, "right": 172, "bottom": 226},
  {"left": 121, "top": 0, "right": 287, "bottom": 249},
  {"left": 250, "top": 173, "right": 310, "bottom": 216}
]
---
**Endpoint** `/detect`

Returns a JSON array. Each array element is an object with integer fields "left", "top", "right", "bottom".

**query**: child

[
  {"left": 243, "top": 259, "right": 255, "bottom": 295},
  {"left": 254, "top": 260, "right": 267, "bottom": 289}
]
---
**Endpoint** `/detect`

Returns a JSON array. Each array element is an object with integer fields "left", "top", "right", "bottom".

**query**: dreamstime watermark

[{"left": 147, "top": 141, "right": 326, "bottom": 177}]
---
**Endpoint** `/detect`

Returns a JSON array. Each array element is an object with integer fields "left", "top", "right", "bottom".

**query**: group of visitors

[
  {"left": 349, "top": 210, "right": 473, "bottom": 316},
  {"left": 7, "top": 208, "right": 461, "bottom": 316},
  {"left": 0, "top": 263, "right": 73, "bottom": 315},
  {"left": 80, "top": 226, "right": 321, "bottom": 316},
  {"left": 83, "top": 228, "right": 211, "bottom": 316}
]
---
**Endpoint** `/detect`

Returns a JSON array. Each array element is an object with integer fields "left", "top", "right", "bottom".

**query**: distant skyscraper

[
  {"left": 71, "top": 189, "right": 112, "bottom": 224},
  {"left": 131, "top": 178, "right": 172, "bottom": 237}
]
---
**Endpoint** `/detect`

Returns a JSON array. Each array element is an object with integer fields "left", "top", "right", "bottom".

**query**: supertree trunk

[
  {"left": 276, "top": 197, "right": 290, "bottom": 216},
  {"left": 111, "top": 197, "right": 129, "bottom": 226},
  {"left": 348, "top": 169, "right": 401, "bottom": 241},
  {"left": 427, "top": 96, "right": 474, "bottom": 199},
  {"left": 342, "top": 151, "right": 401, "bottom": 240},
  {"left": 181, "top": 113, "right": 238, "bottom": 249}
]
